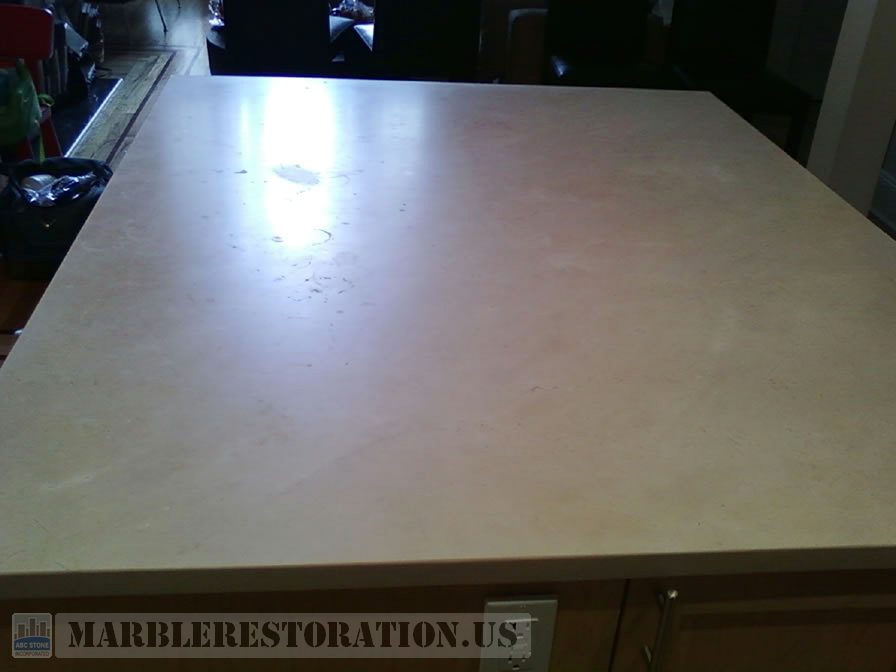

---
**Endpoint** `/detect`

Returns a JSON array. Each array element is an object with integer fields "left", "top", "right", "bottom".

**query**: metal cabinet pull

[{"left": 642, "top": 588, "right": 679, "bottom": 672}]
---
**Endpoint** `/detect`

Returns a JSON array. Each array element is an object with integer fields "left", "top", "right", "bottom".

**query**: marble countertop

[{"left": 2, "top": 77, "right": 895, "bottom": 599}]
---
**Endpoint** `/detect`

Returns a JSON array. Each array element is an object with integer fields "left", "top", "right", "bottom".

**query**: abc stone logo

[{"left": 12, "top": 613, "right": 52, "bottom": 658}]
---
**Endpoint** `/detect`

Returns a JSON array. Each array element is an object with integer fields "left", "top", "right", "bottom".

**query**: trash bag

[{"left": 0, "top": 157, "right": 113, "bottom": 280}]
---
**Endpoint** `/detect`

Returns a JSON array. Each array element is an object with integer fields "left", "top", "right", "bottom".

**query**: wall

[
  {"left": 767, "top": 0, "right": 848, "bottom": 100},
  {"left": 808, "top": 0, "right": 896, "bottom": 214}
]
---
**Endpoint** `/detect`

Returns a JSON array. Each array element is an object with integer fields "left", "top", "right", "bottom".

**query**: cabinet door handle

[{"left": 642, "top": 588, "right": 679, "bottom": 672}]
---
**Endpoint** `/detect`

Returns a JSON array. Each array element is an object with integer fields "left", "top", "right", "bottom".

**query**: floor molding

[{"left": 68, "top": 50, "right": 177, "bottom": 167}]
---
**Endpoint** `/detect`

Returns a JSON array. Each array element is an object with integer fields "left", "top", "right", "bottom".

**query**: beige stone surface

[{"left": 1, "top": 77, "right": 895, "bottom": 598}]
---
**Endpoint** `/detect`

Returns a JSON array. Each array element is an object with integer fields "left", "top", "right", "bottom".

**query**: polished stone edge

[{"left": 4, "top": 548, "right": 896, "bottom": 600}]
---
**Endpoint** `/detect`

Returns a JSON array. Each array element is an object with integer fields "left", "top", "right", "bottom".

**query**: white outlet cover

[{"left": 480, "top": 597, "right": 558, "bottom": 672}]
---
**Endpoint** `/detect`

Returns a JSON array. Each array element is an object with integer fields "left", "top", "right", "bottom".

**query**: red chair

[{"left": 0, "top": 5, "right": 64, "bottom": 161}]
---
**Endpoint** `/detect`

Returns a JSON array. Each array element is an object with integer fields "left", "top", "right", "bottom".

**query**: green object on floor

[{"left": 0, "top": 60, "right": 41, "bottom": 147}]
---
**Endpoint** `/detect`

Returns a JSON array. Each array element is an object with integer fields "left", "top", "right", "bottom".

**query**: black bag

[{"left": 0, "top": 157, "right": 113, "bottom": 280}]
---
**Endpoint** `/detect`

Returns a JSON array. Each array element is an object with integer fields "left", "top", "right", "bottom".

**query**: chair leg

[
  {"left": 40, "top": 119, "right": 64, "bottom": 158},
  {"left": 154, "top": 0, "right": 168, "bottom": 33}
]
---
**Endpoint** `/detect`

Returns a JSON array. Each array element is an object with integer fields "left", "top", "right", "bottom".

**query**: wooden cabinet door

[
  {"left": 611, "top": 570, "right": 896, "bottom": 672},
  {"left": 0, "top": 580, "right": 624, "bottom": 672}
]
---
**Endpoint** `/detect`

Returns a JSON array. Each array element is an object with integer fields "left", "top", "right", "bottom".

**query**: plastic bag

[
  {"left": 209, "top": 0, "right": 225, "bottom": 28},
  {"left": 0, "top": 61, "right": 41, "bottom": 147},
  {"left": 332, "top": 0, "right": 374, "bottom": 22},
  {"left": 22, "top": 173, "right": 100, "bottom": 207}
]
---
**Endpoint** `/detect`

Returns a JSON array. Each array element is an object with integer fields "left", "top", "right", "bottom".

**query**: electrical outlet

[{"left": 479, "top": 597, "right": 558, "bottom": 672}]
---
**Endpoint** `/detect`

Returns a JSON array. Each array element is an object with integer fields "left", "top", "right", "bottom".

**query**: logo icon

[{"left": 12, "top": 613, "right": 52, "bottom": 658}]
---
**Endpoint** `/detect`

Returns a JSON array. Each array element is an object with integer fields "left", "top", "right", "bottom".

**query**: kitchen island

[{"left": 1, "top": 77, "right": 895, "bottom": 670}]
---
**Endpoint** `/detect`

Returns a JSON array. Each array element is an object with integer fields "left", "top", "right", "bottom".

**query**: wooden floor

[
  {"left": 90, "top": 0, "right": 211, "bottom": 166},
  {"left": 0, "top": 265, "right": 45, "bottom": 362},
  {"left": 70, "top": 50, "right": 177, "bottom": 165},
  {"left": 0, "top": 0, "right": 210, "bottom": 364},
  {"left": 102, "top": 0, "right": 211, "bottom": 56}
]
